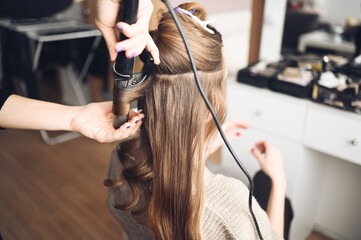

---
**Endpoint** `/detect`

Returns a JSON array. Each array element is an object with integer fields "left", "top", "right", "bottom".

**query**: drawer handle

[
  {"left": 350, "top": 138, "right": 359, "bottom": 146},
  {"left": 254, "top": 111, "right": 263, "bottom": 117}
]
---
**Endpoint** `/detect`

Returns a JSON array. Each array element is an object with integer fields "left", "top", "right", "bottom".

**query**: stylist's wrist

[{"left": 67, "top": 106, "right": 83, "bottom": 132}]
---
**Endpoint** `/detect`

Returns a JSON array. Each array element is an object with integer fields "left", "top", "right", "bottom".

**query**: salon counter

[
  {"left": 222, "top": 79, "right": 361, "bottom": 240},
  {"left": 226, "top": 79, "right": 361, "bottom": 165}
]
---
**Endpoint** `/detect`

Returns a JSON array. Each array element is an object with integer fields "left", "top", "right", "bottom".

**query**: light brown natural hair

[{"left": 105, "top": 2, "right": 227, "bottom": 239}]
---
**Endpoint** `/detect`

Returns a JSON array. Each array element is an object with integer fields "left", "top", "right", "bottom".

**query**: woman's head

[
  {"left": 148, "top": 1, "right": 227, "bottom": 143},
  {"left": 154, "top": 2, "right": 224, "bottom": 74},
  {"left": 107, "top": 2, "right": 227, "bottom": 239}
]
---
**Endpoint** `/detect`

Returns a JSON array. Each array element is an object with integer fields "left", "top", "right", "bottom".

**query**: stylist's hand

[
  {"left": 96, "top": 0, "right": 160, "bottom": 63},
  {"left": 70, "top": 102, "right": 144, "bottom": 143},
  {"left": 251, "top": 141, "right": 286, "bottom": 185},
  {"left": 207, "top": 120, "right": 251, "bottom": 156}
]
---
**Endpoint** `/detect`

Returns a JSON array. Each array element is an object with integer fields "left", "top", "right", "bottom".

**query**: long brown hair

[{"left": 105, "top": 2, "right": 227, "bottom": 239}]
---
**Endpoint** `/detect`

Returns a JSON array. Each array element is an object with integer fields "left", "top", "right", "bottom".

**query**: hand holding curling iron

[
  {"left": 96, "top": 0, "right": 160, "bottom": 64},
  {"left": 70, "top": 102, "right": 144, "bottom": 143},
  {"left": 0, "top": 94, "right": 144, "bottom": 143}
]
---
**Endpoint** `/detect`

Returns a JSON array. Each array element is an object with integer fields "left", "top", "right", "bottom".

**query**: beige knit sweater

[{"left": 107, "top": 148, "right": 283, "bottom": 240}]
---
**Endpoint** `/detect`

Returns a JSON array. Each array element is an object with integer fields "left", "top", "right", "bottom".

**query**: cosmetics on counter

[{"left": 237, "top": 54, "right": 361, "bottom": 114}]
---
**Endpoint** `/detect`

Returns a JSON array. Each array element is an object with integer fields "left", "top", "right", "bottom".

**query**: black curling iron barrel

[
  {"left": 112, "top": 0, "right": 139, "bottom": 128},
  {"left": 112, "top": 0, "right": 154, "bottom": 129}
]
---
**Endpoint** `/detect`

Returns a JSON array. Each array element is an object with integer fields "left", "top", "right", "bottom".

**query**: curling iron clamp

[{"left": 112, "top": 0, "right": 154, "bottom": 129}]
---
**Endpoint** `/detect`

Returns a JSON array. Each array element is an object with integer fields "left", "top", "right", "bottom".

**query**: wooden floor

[{"left": 0, "top": 129, "right": 126, "bottom": 240}]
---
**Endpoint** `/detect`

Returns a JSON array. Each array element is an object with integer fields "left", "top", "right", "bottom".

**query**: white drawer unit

[
  {"left": 221, "top": 128, "right": 303, "bottom": 198},
  {"left": 227, "top": 82, "right": 307, "bottom": 142},
  {"left": 225, "top": 80, "right": 361, "bottom": 240},
  {"left": 303, "top": 107, "right": 361, "bottom": 165}
]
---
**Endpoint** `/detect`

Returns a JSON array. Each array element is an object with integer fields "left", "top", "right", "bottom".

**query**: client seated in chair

[{"left": 105, "top": 2, "right": 292, "bottom": 239}]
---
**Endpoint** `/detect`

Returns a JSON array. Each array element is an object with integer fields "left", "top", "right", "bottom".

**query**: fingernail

[
  {"left": 116, "top": 25, "right": 122, "bottom": 31},
  {"left": 128, "top": 52, "right": 135, "bottom": 59},
  {"left": 135, "top": 119, "right": 140, "bottom": 124},
  {"left": 116, "top": 47, "right": 124, "bottom": 53},
  {"left": 141, "top": 117, "right": 145, "bottom": 121},
  {"left": 251, "top": 148, "right": 255, "bottom": 152},
  {"left": 126, "top": 125, "right": 131, "bottom": 129}
]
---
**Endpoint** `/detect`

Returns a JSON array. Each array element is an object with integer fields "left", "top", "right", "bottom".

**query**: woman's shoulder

[
  {"left": 202, "top": 169, "right": 281, "bottom": 240},
  {"left": 202, "top": 172, "right": 250, "bottom": 239},
  {"left": 203, "top": 170, "right": 252, "bottom": 219}
]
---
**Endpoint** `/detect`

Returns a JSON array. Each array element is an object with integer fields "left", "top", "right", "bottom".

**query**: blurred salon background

[{"left": 0, "top": 0, "right": 360, "bottom": 239}]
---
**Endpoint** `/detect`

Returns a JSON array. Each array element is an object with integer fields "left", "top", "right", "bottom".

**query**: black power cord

[{"left": 161, "top": 1, "right": 264, "bottom": 239}]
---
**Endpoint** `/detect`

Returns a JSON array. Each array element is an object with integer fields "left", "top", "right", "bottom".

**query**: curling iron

[{"left": 112, "top": 0, "right": 154, "bottom": 129}]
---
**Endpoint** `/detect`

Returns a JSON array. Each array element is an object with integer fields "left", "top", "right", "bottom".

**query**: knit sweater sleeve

[{"left": 201, "top": 174, "right": 283, "bottom": 240}]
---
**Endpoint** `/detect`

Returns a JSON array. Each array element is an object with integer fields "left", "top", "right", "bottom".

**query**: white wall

[
  {"left": 171, "top": 0, "right": 288, "bottom": 63},
  {"left": 315, "top": 0, "right": 361, "bottom": 26},
  {"left": 260, "top": 0, "right": 287, "bottom": 62},
  {"left": 171, "top": 0, "right": 250, "bottom": 14},
  {"left": 209, "top": 10, "right": 251, "bottom": 77},
  {"left": 170, "top": 0, "right": 252, "bottom": 77}
]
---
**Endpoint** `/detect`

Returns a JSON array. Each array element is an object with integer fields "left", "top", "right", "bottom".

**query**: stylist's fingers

[
  {"left": 115, "top": 21, "right": 160, "bottom": 64},
  {"left": 95, "top": 0, "right": 120, "bottom": 61},
  {"left": 115, "top": 34, "right": 147, "bottom": 58},
  {"left": 97, "top": 24, "right": 118, "bottom": 61},
  {"left": 113, "top": 121, "right": 136, "bottom": 140},
  {"left": 129, "top": 115, "right": 144, "bottom": 136},
  {"left": 109, "top": 110, "right": 142, "bottom": 140},
  {"left": 128, "top": 109, "right": 140, "bottom": 119},
  {"left": 116, "top": 20, "right": 148, "bottom": 38},
  {"left": 145, "top": 36, "right": 160, "bottom": 64},
  {"left": 116, "top": 34, "right": 160, "bottom": 64},
  {"left": 120, "top": 110, "right": 144, "bottom": 136}
]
